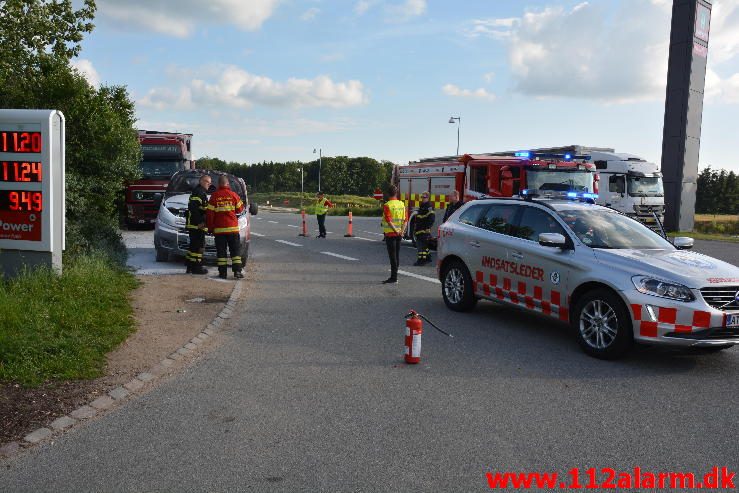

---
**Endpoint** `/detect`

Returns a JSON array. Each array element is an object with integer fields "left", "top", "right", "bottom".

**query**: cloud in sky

[
  {"left": 471, "top": 1, "right": 739, "bottom": 105},
  {"left": 386, "top": 0, "right": 427, "bottom": 22},
  {"left": 71, "top": 58, "right": 100, "bottom": 87},
  {"left": 139, "top": 65, "right": 368, "bottom": 110},
  {"left": 354, "top": 0, "right": 372, "bottom": 15},
  {"left": 442, "top": 84, "right": 496, "bottom": 102},
  {"left": 99, "top": 0, "right": 280, "bottom": 37},
  {"left": 301, "top": 7, "right": 320, "bottom": 22}
]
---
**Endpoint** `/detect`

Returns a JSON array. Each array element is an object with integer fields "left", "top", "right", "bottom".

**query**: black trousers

[
  {"left": 187, "top": 229, "right": 205, "bottom": 268},
  {"left": 385, "top": 235, "right": 401, "bottom": 280},
  {"left": 317, "top": 214, "right": 327, "bottom": 236},
  {"left": 215, "top": 233, "right": 242, "bottom": 274},
  {"left": 415, "top": 233, "right": 431, "bottom": 262}
]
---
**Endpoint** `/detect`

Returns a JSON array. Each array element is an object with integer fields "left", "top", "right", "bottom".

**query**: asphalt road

[{"left": 2, "top": 211, "right": 738, "bottom": 492}]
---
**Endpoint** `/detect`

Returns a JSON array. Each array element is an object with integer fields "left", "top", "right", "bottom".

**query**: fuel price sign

[{"left": 0, "top": 110, "right": 64, "bottom": 273}]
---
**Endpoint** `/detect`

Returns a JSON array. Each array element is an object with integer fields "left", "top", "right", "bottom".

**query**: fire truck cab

[
  {"left": 125, "top": 130, "right": 194, "bottom": 228},
  {"left": 395, "top": 151, "right": 597, "bottom": 244}
]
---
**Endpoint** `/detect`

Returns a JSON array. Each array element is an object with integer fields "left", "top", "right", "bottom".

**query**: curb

[{"left": 4, "top": 280, "right": 245, "bottom": 457}]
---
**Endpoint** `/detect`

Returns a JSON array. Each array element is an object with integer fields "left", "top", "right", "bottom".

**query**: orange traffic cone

[
  {"left": 344, "top": 211, "right": 354, "bottom": 237},
  {"left": 299, "top": 209, "right": 308, "bottom": 237}
]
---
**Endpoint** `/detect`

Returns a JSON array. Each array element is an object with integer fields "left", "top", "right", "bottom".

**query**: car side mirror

[
  {"left": 539, "top": 232, "right": 567, "bottom": 249},
  {"left": 673, "top": 236, "right": 694, "bottom": 250},
  {"left": 249, "top": 201, "right": 258, "bottom": 216}
]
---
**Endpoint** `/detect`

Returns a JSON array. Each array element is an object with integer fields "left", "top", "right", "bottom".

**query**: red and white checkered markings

[
  {"left": 631, "top": 304, "right": 715, "bottom": 338},
  {"left": 473, "top": 270, "right": 569, "bottom": 322}
]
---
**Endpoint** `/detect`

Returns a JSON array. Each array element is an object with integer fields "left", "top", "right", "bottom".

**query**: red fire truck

[
  {"left": 125, "top": 130, "right": 194, "bottom": 228},
  {"left": 394, "top": 151, "right": 598, "bottom": 242}
]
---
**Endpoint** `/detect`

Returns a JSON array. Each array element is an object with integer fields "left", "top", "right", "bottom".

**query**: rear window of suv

[
  {"left": 167, "top": 172, "right": 244, "bottom": 198},
  {"left": 478, "top": 204, "right": 520, "bottom": 236}
]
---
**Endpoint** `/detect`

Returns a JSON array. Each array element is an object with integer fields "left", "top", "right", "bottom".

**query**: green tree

[{"left": 0, "top": 0, "right": 141, "bottom": 263}]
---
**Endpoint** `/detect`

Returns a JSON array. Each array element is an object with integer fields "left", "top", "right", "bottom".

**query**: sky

[{"left": 71, "top": 0, "right": 739, "bottom": 172}]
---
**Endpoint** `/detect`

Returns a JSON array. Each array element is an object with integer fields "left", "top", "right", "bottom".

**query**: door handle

[
  {"left": 511, "top": 251, "right": 524, "bottom": 259},
  {"left": 469, "top": 241, "right": 481, "bottom": 248}
]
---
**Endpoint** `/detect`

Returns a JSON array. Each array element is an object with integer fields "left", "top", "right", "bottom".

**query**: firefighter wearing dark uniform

[
  {"left": 185, "top": 174, "right": 211, "bottom": 275},
  {"left": 206, "top": 175, "right": 245, "bottom": 279},
  {"left": 442, "top": 190, "right": 464, "bottom": 223},
  {"left": 413, "top": 192, "right": 434, "bottom": 266}
]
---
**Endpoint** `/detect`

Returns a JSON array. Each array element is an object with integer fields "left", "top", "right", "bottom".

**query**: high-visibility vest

[
  {"left": 382, "top": 199, "right": 406, "bottom": 234},
  {"left": 316, "top": 197, "right": 329, "bottom": 215}
]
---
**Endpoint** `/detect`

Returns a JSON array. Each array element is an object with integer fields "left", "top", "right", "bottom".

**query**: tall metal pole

[
  {"left": 449, "top": 116, "right": 461, "bottom": 155},
  {"left": 457, "top": 119, "right": 460, "bottom": 156}
]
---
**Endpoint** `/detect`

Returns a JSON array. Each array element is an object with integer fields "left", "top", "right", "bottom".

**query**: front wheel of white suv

[{"left": 572, "top": 288, "right": 633, "bottom": 359}]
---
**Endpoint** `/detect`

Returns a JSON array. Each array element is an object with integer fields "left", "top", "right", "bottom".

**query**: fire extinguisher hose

[{"left": 405, "top": 310, "right": 454, "bottom": 338}]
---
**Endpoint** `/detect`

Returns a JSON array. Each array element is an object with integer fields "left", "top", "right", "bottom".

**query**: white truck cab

[
  {"left": 588, "top": 150, "right": 665, "bottom": 231},
  {"left": 530, "top": 146, "right": 666, "bottom": 232}
]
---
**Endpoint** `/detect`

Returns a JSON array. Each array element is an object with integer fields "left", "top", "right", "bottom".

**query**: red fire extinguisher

[{"left": 405, "top": 310, "right": 423, "bottom": 364}]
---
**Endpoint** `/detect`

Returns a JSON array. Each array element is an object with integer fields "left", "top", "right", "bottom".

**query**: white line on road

[
  {"left": 268, "top": 220, "right": 279, "bottom": 224},
  {"left": 251, "top": 232, "right": 265, "bottom": 237},
  {"left": 398, "top": 269, "right": 440, "bottom": 284},
  {"left": 320, "top": 251, "right": 358, "bottom": 261},
  {"left": 362, "top": 231, "right": 383, "bottom": 236},
  {"left": 275, "top": 240, "right": 302, "bottom": 247},
  {"left": 287, "top": 224, "right": 298, "bottom": 228},
  {"left": 354, "top": 236, "right": 377, "bottom": 242}
]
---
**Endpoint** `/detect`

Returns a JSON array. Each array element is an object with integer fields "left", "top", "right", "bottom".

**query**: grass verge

[
  {"left": 252, "top": 192, "right": 382, "bottom": 216},
  {"left": 0, "top": 255, "right": 139, "bottom": 387}
]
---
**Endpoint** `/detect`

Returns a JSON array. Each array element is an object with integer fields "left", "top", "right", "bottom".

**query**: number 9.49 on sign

[{"left": 0, "top": 190, "right": 43, "bottom": 212}]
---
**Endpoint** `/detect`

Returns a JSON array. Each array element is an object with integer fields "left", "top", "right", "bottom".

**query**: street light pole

[
  {"left": 449, "top": 116, "right": 461, "bottom": 155},
  {"left": 314, "top": 148, "right": 322, "bottom": 191}
]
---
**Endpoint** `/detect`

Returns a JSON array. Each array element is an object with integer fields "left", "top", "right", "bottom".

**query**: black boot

[
  {"left": 192, "top": 265, "right": 209, "bottom": 275},
  {"left": 233, "top": 271, "right": 244, "bottom": 279},
  {"left": 218, "top": 267, "right": 228, "bottom": 279}
]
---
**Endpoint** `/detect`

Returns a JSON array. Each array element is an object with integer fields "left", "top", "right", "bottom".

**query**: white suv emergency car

[{"left": 437, "top": 197, "right": 739, "bottom": 359}]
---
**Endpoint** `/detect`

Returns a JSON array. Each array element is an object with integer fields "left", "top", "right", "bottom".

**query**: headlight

[{"left": 632, "top": 276, "right": 695, "bottom": 302}]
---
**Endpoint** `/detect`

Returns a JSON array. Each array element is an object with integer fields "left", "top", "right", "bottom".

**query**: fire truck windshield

[
  {"left": 140, "top": 160, "right": 181, "bottom": 180},
  {"left": 527, "top": 169, "right": 592, "bottom": 193},
  {"left": 627, "top": 175, "right": 664, "bottom": 197}
]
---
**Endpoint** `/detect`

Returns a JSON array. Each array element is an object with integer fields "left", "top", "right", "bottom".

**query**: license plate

[
  {"left": 205, "top": 236, "right": 215, "bottom": 246},
  {"left": 727, "top": 313, "right": 739, "bottom": 328}
]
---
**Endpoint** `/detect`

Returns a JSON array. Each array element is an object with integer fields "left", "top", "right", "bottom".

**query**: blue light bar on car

[
  {"left": 567, "top": 192, "right": 578, "bottom": 198},
  {"left": 564, "top": 153, "right": 572, "bottom": 160},
  {"left": 515, "top": 151, "right": 532, "bottom": 158}
]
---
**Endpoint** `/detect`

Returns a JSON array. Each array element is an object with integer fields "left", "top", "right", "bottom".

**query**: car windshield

[
  {"left": 140, "top": 160, "right": 181, "bottom": 179},
  {"left": 556, "top": 208, "right": 673, "bottom": 249},
  {"left": 166, "top": 173, "right": 243, "bottom": 198},
  {"left": 628, "top": 175, "right": 664, "bottom": 197},
  {"left": 527, "top": 170, "right": 593, "bottom": 192}
]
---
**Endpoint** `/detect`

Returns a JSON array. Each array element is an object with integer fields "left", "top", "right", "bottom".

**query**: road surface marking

[
  {"left": 275, "top": 240, "right": 302, "bottom": 247},
  {"left": 268, "top": 220, "right": 279, "bottom": 224},
  {"left": 287, "top": 224, "right": 299, "bottom": 228},
  {"left": 362, "top": 231, "right": 383, "bottom": 236},
  {"left": 320, "top": 252, "right": 358, "bottom": 261},
  {"left": 354, "top": 236, "right": 376, "bottom": 242},
  {"left": 251, "top": 232, "right": 265, "bottom": 237},
  {"left": 398, "top": 269, "right": 440, "bottom": 284}
]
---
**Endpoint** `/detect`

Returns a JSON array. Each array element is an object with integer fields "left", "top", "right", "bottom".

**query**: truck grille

[
  {"left": 700, "top": 286, "right": 739, "bottom": 311},
  {"left": 178, "top": 236, "right": 218, "bottom": 257},
  {"left": 633, "top": 204, "right": 664, "bottom": 216}
]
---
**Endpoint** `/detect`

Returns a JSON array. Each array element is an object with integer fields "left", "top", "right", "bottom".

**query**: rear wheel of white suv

[
  {"left": 572, "top": 288, "right": 633, "bottom": 359},
  {"left": 441, "top": 260, "right": 477, "bottom": 312}
]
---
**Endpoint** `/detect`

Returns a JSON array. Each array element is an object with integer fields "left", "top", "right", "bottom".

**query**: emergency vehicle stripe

[
  {"left": 658, "top": 307, "right": 677, "bottom": 324},
  {"left": 474, "top": 270, "right": 568, "bottom": 322},
  {"left": 631, "top": 304, "right": 642, "bottom": 321},
  {"left": 640, "top": 321, "right": 658, "bottom": 337},
  {"left": 534, "top": 286, "right": 542, "bottom": 301},
  {"left": 692, "top": 311, "right": 711, "bottom": 328}
]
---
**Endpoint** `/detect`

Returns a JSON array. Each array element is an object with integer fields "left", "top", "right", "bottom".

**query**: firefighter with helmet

[
  {"left": 413, "top": 192, "right": 434, "bottom": 266},
  {"left": 185, "top": 174, "right": 211, "bottom": 275},
  {"left": 206, "top": 175, "right": 245, "bottom": 279}
]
